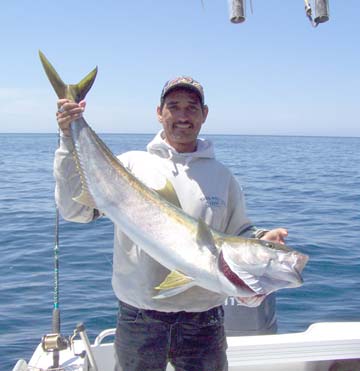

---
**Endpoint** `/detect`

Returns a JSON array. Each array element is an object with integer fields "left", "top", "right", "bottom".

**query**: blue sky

[{"left": 0, "top": 1, "right": 359, "bottom": 136}]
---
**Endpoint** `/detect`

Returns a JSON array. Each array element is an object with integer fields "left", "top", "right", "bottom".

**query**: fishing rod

[
  {"left": 41, "top": 131, "right": 67, "bottom": 370},
  {"left": 40, "top": 130, "right": 99, "bottom": 371},
  {"left": 228, "top": 0, "right": 330, "bottom": 26},
  {"left": 50, "top": 198, "right": 62, "bottom": 368}
]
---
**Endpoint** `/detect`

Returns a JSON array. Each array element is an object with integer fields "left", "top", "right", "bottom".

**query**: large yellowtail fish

[{"left": 39, "top": 51, "right": 308, "bottom": 307}]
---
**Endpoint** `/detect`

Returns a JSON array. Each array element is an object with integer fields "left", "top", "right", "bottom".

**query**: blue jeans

[{"left": 114, "top": 301, "right": 228, "bottom": 371}]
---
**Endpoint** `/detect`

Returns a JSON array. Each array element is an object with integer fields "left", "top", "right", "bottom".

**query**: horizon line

[{"left": 0, "top": 132, "right": 359, "bottom": 139}]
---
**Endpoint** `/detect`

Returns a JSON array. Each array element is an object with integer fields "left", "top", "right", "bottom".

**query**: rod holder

[
  {"left": 314, "top": 0, "right": 330, "bottom": 24},
  {"left": 229, "top": 0, "right": 246, "bottom": 23},
  {"left": 74, "top": 323, "right": 99, "bottom": 371}
]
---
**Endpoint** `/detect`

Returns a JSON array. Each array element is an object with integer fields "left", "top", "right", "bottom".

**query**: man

[{"left": 55, "top": 76, "right": 287, "bottom": 371}]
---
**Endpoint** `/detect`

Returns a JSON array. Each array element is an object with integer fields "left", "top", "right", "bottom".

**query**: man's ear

[
  {"left": 202, "top": 105, "right": 209, "bottom": 122},
  {"left": 157, "top": 106, "right": 163, "bottom": 123}
]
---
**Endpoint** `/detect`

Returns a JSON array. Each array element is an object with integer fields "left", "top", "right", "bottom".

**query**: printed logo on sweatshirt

[{"left": 201, "top": 196, "right": 226, "bottom": 208}]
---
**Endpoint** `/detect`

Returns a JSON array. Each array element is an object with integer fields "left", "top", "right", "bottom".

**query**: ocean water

[{"left": 0, "top": 133, "right": 359, "bottom": 370}]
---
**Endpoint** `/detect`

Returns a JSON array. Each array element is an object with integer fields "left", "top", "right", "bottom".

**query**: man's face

[{"left": 157, "top": 88, "right": 208, "bottom": 153}]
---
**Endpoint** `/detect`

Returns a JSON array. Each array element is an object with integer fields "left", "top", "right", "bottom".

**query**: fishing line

[
  {"left": 51, "top": 129, "right": 61, "bottom": 369},
  {"left": 53, "top": 194, "right": 60, "bottom": 330}
]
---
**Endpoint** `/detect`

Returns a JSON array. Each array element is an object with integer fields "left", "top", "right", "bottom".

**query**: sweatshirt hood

[{"left": 147, "top": 130, "right": 215, "bottom": 162}]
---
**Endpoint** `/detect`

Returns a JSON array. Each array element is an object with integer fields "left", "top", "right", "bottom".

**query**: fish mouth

[
  {"left": 292, "top": 267, "right": 303, "bottom": 284},
  {"left": 290, "top": 251, "right": 309, "bottom": 283},
  {"left": 296, "top": 252, "right": 309, "bottom": 270}
]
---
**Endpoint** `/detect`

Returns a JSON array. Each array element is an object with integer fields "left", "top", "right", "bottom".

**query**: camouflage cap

[{"left": 160, "top": 76, "right": 205, "bottom": 106}]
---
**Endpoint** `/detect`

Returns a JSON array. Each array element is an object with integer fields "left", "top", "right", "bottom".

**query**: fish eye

[{"left": 264, "top": 242, "right": 274, "bottom": 248}]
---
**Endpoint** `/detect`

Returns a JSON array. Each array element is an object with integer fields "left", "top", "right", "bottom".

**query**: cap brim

[{"left": 162, "top": 83, "right": 204, "bottom": 105}]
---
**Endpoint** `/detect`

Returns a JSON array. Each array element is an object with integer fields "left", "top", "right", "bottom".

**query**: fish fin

[
  {"left": 221, "top": 245, "right": 264, "bottom": 294},
  {"left": 39, "top": 51, "right": 67, "bottom": 99},
  {"left": 155, "top": 270, "right": 194, "bottom": 290},
  {"left": 154, "top": 179, "right": 181, "bottom": 208},
  {"left": 153, "top": 270, "right": 195, "bottom": 299},
  {"left": 69, "top": 148, "right": 97, "bottom": 209},
  {"left": 196, "top": 219, "right": 217, "bottom": 255},
  {"left": 68, "top": 66, "right": 98, "bottom": 103},
  {"left": 72, "top": 190, "right": 97, "bottom": 209},
  {"left": 39, "top": 50, "right": 97, "bottom": 102},
  {"left": 152, "top": 282, "right": 196, "bottom": 299}
]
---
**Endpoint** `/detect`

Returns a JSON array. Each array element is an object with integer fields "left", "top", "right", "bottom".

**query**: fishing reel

[
  {"left": 41, "top": 333, "right": 70, "bottom": 353},
  {"left": 41, "top": 323, "right": 97, "bottom": 370},
  {"left": 41, "top": 324, "right": 88, "bottom": 357}
]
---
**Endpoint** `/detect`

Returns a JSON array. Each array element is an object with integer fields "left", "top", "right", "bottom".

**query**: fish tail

[{"left": 38, "top": 50, "right": 97, "bottom": 102}]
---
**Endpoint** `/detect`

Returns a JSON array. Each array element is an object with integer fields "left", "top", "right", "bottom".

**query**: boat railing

[{"left": 93, "top": 328, "right": 116, "bottom": 346}]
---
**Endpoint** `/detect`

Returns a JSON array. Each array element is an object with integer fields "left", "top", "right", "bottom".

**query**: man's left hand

[{"left": 260, "top": 228, "right": 288, "bottom": 244}]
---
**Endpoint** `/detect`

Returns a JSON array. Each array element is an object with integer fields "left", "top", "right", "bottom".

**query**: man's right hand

[{"left": 56, "top": 99, "right": 86, "bottom": 136}]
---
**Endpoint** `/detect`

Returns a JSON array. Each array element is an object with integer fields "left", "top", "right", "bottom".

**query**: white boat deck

[{"left": 12, "top": 322, "right": 360, "bottom": 371}]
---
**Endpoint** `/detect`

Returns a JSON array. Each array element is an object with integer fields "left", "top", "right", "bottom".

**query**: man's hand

[
  {"left": 56, "top": 99, "right": 86, "bottom": 136},
  {"left": 260, "top": 228, "right": 288, "bottom": 244}
]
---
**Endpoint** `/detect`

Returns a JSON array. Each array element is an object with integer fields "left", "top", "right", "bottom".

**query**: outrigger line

[{"left": 228, "top": 0, "right": 330, "bottom": 26}]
